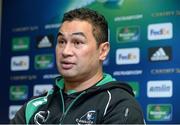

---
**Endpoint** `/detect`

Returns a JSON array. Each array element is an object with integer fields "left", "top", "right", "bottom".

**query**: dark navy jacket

[{"left": 11, "top": 74, "right": 145, "bottom": 124}]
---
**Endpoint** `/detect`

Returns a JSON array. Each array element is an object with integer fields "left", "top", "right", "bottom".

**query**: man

[{"left": 11, "top": 8, "right": 145, "bottom": 124}]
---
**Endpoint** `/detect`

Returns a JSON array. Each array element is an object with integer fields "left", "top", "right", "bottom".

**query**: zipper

[
  {"left": 59, "top": 90, "right": 86, "bottom": 124},
  {"left": 59, "top": 90, "right": 65, "bottom": 123}
]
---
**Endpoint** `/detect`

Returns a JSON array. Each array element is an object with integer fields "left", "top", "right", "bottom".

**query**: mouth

[{"left": 60, "top": 61, "right": 75, "bottom": 70}]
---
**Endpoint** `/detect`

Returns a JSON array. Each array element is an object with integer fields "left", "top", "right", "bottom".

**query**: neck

[{"left": 64, "top": 71, "right": 103, "bottom": 93}]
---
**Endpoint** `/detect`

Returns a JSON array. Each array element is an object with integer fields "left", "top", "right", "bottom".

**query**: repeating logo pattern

[
  {"left": 148, "top": 46, "right": 172, "bottom": 62},
  {"left": 116, "top": 26, "right": 140, "bottom": 43},
  {"left": 148, "top": 23, "right": 173, "bottom": 40},
  {"left": 147, "top": 104, "right": 172, "bottom": 121},
  {"left": 34, "top": 54, "right": 54, "bottom": 69},
  {"left": 10, "top": 85, "right": 28, "bottom": 100},
  {"left": 116, "top": 48, "right": 140, "bottom": 65},
  {"left": 11, "top": 56, "right": 30, "bottom": 71}
]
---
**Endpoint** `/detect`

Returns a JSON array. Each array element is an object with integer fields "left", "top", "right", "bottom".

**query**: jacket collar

[{"left": 55, "top": 73, "right": 116, "bottom": 95}]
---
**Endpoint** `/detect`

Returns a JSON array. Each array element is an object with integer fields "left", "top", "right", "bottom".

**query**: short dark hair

[{"left": 61, "top": 8, "right": 108, "bottom": 45}]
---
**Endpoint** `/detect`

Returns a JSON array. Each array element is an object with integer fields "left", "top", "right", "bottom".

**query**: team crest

[{"left": 76, "top": 110, "right": 97, "bottom": 124}]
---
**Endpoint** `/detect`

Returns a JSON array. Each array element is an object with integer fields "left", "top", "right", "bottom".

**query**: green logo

[
  {"left": 10, "top": 85, "right": 28, "bottom": 100},
  {"left": 147, "top": 104, "right": 172, "bottom": 121},
  {"left": 128, "top": 82, "right": 139, "bottom": 97},
  {"left": 116, "top": 26, "right": 140, "bottom": 43},
  {"left": 35, "top": 54, "right": 54, "bottom": 69},
  {"left": 12, "top": 37, "right": 30, "bottom": 51}
]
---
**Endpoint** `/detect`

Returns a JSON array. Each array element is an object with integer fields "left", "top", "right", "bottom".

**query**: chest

[{"left": 30, "top": 92, "right": 109, "bottom": 124}]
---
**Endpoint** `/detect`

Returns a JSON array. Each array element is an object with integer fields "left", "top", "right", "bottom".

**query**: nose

[{"left": 61, "top": 43, "right": 73, "bottom": 57}]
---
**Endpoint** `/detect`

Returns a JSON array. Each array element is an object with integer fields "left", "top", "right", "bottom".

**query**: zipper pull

[
  {"left": 124, "top": 107, "right": 129, "bottom": 123},
  {"left": 124, "top": 107, "right": 129, "bottom": 117}
]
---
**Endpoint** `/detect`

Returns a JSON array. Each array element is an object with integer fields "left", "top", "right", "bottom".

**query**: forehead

[{"left": 59, "top": 20, "right": 93, "bottom": 35}]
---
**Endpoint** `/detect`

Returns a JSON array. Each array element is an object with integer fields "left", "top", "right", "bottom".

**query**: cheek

[
  {"left": 55, "top": 49, "right": 62, "bottom": 62},
  {"left": 78, "top": 48, "right": 99, "bottom": 63},
  {"left": 81, "top": 47, "right": 96, "bottom": 57},
  {"left": 56, "top": 47, "right": 61, "bottom": 57}
]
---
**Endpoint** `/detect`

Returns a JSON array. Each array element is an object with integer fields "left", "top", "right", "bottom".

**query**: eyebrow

[{"left": 57, "top": 31, "right": 87, "bottom": 39}]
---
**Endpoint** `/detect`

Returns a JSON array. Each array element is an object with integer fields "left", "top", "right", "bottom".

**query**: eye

[
  {"left": 74, "top": 41, "right": 81, "bottom": 45},
  {"left": 58, "top": 40, "right": 65, "bottom": 44},
  {"left": 72, "top": 39, "right": 84, "bottom": 48},
  {"left": 57, "top": 39, "right": 66, "bottom": 47}
]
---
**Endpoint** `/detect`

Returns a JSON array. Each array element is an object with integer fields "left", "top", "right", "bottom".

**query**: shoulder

[
  {"left": 108, "top": 87, "right": 140, "bottom": 109},
  {"left": 102, "top": 88, "right": 145, "bottom": 124}
]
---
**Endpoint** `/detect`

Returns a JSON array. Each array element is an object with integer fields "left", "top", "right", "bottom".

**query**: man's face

[{"left": 56, "top": 20, "right": 108, "bottom": 82}]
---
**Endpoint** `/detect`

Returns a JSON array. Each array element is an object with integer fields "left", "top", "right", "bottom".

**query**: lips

[{"left": 60, "top": 61, "right": 75, "bottom": 70}]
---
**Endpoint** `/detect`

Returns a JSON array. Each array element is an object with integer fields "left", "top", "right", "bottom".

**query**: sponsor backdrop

[
  {"left": 0, "top": 0, "right": 2, "bottom": 49},
  {"left": 0, "top": 0, "right": 180, "bottom": 123}
]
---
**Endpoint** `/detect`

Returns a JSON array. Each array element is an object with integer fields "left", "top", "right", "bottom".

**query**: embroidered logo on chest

[
  {"left": 34, "top": 110, "right": 50, "bottom": 124},
  {"left": 76, "top": 110, "right": 97, "bottom": 124}
]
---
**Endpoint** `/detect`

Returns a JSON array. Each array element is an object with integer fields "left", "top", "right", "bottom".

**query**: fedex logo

[
  {"left": 11, "top": 56, "right": 29, "bottom": 71},
  {"left": 148, "top": 23, "right": 173, "bottom": 40}
]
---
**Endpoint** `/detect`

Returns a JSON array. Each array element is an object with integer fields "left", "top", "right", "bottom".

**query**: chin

[{"left": 60, "top": 71, "right": 77, "bottom": 78}]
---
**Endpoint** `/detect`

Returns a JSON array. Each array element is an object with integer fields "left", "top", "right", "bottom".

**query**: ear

[{"left": 99, "top": 42, "right": 110, "bottom": 61}]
